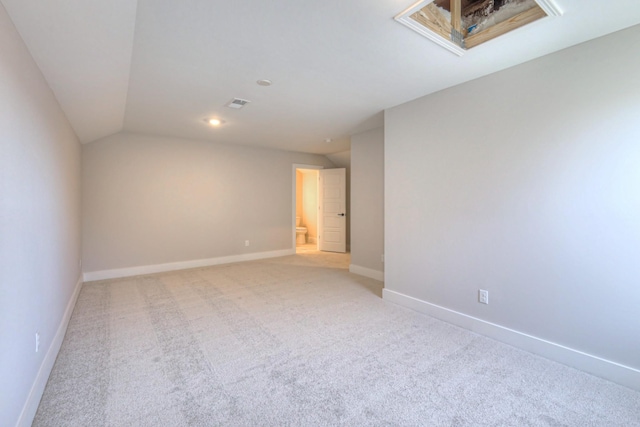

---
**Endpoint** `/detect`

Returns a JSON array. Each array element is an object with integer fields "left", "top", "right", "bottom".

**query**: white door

[{"left": 318, "top": 168, "right": 346, "bottom": 253}]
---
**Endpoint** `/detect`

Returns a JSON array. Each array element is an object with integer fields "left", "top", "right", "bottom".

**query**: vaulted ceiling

[{"left": 3, "top": 0, "right": 640, "bottom": 154}]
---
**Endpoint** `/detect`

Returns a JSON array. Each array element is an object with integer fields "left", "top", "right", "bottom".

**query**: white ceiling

[{"left": 3, "top": 0, "right": 640, "bottom": 154}]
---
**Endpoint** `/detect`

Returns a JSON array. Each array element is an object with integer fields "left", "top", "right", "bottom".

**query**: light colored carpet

[{"left": 35, "top": 250, "right": 640, "bottom": 426}]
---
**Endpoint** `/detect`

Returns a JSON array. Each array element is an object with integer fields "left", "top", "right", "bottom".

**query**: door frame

[{"left": 291, "top": 164, "right": 324, "bottom": 250}]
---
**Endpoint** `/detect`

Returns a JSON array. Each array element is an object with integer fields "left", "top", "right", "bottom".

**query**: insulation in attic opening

[
  {"left": 463, "top": 0, "right": 539, "bottom": 36},
  {"left": 397, "top": 0, "right": 560, "bottom": 54}
]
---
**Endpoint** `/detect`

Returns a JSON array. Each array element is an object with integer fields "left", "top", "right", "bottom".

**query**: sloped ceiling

[
  {"left": 1, "top": 0, "right": 137, "bottom": 144},
  {"left": 3, "top": 0, "right": 640, "bottom": 154}
]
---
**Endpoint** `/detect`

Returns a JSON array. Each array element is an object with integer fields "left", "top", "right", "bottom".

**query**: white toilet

[{"left": 295, "top": 216, "right": 307, "bottom": 245}]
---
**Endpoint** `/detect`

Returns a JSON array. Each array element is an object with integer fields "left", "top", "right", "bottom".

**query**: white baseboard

[
  {"left": 349, "top": 264, "right": 384, "bottom": 281},
  {"left": 383, "top": 288, "right": 640, "bottom": 392},
  {"left": 17, "top": 275, "right": 83, "bottom": 427},
  {"left": 83, "top": 248, "right": 296, "bottom": 282}
]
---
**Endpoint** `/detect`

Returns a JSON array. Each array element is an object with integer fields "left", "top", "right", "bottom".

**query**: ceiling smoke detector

[{"left": 226, "top": 98, "right": 251, "bottom": 109}]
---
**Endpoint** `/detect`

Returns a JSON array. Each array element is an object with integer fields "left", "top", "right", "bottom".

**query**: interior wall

[
  {"left": 350, "top": 127, "right": 385, "bottom": 274},
  {"left": 296, "top": 170, "right": 303, "bottom": 219},
  {"left": 385, "top": 25, "right": 640, "bottom": 371},
  {"left": 302, "top": 171, "right": 318, "bottom": 241},
  {"left": 82, "top": 132, "right": 335, "bottom": 273},
  {"left": 0, "top": 4, "right": 82, "bottom": 426}
]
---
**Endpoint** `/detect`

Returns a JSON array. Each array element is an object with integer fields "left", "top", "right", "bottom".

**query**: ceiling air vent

[{"left": 226, "top": 98, "right": 251, "bottom": 109}]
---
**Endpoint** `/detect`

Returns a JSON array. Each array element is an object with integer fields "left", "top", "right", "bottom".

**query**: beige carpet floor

[{"left": 34, "top": 249, "right": 640, "bottom": 426}]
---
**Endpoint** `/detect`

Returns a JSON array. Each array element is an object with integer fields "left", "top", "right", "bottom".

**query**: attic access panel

[{"left": 395, "top": 0, "right": 562, "bottom": 56}]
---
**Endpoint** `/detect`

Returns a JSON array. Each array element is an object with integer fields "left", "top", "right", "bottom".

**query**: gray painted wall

[
  {"left": 82, "top": 133, "right": 335, "bottom": 273},
  {"left": 351, "top": 127, "right": 384, "bottom": 274},
  {"left": 385, "top": 25, "right": 640, "bottom": 370},
  {"left": 0, "top": 3, "right": 82, "bottom": 425}
]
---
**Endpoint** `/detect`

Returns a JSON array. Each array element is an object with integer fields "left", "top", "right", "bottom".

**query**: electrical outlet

[
  {"left": 35, "top": 332, "right": 40, "bottom": 353},
  {"left": 478, "top": 289, "right": 489, "bottom": 305},
  {"left": 245, "top": 240, "right": 250, "bottom": 247}
]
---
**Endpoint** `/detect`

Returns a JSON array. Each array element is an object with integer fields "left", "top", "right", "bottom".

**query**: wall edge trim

[
  {"left": 17, "top": 275, "right": 83, "bottom": 427},
  {"left": 349, "top": 264, "right": 384, "bottom": 281},
  {"left": 382, "top": 288, "right": 640, "bottom": 391},
  {"left": 83, "top": 249, "right": 296, "bottom": 282}
]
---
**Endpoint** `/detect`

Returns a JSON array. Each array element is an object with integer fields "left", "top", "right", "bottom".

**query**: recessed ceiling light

[
  {"left": 257, "top": 79, "right": 272, "bottom": 87},
  {"left": 205, "top": 118, "right": 225, "bottom": 126},
  {"left": 325, "top": 138, "right": 332, "bottom": 143}
]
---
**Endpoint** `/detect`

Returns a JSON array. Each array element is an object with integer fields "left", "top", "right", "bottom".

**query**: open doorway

[
  {"left": 292, "top": 163, "right": 323, "bottom": 252},
  {"left": 295, "top": 168, "right": 320, "bottom": 253},
  {"left": 292, "top": 163, "right": 348, "bottom": 254}
]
